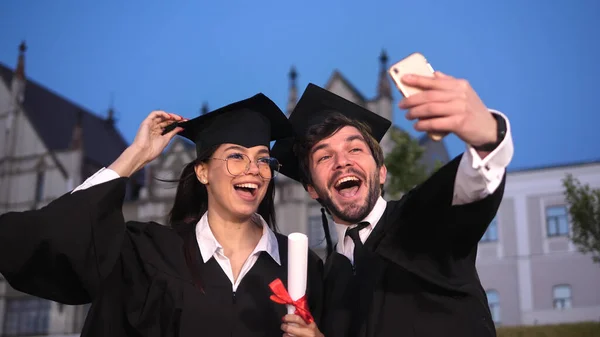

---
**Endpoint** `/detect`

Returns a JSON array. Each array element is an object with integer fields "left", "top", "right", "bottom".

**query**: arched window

[
  {"left": 480, "top": 216, "right": 499, "bottom": 242},
  {"left": 486, "top": 290, "right": 501, "bottom": 324}
]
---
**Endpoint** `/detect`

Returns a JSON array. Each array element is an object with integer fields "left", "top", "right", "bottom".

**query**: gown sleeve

[
  {"left": 402, "top": 154, "right": 506, "bottom": 255},
  {"left": 0, "top": 177, "right": 129, "bottom": 304},
  {"left": 306, "top": 249, "right": 324, "bottom": 326}
]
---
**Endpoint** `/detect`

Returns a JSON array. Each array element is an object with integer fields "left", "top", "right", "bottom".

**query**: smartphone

[{"left": 388, "top": 52, "right": 446, "bottom": 141}]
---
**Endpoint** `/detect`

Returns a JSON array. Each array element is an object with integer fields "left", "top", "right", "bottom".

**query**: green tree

[
  {"left": 562, "top": 173, "right": 600, "bottom": 264},
  {"left": 384, "top": 128, "right": 441, "bottom": 196}
]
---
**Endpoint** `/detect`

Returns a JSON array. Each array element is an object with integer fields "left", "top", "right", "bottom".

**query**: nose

[
  {"left": 246, "top": 159, "right": 260, "bottom": 175},
  {"left": 333, "top": 153, "right": 352, "bottom": 170}
]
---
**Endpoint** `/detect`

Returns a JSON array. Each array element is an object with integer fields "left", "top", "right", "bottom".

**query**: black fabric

[
  {"left": 166, "top": 93, "right": 293, "bottom": 158},
  {"left": 345, "top": 221, "right": 370, "bottom": 269},
  {"left": 321, "top": 154, "right": 504, "bottom": 337},
  {"left": 0, "top": 178, "right": 324, "bottom": 337},
  {"left": 271, "top": 83, "right": 392, "bottom": 182}
]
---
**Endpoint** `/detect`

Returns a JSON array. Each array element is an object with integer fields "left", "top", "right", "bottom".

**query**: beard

[{"left": 315, "top": 169, "right": 381, "bottom": 224}]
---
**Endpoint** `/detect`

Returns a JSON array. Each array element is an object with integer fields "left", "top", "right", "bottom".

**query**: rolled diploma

[{"left": 287, "top": 232, "right": 308, "bottom": 315}]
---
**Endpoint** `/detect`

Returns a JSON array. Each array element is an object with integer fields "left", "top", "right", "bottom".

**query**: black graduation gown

[
  {"left": 0, "top": 177, "right": 324, "bottom": 337},
  {"left": 322, "top": 154, "right": 505, "bottom": 337}
]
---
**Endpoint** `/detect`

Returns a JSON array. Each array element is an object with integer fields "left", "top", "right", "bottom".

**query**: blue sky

[{"left": 1, "top": 0, "right": 598, "bottom": 170}]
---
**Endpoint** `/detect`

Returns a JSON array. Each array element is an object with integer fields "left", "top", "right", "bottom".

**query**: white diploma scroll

[{"left": 287, "top": 232, "right": 309, "bottom": 315}]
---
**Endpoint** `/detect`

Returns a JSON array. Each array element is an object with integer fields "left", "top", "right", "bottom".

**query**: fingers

[
  {"left": 163, "top": 126, "right": 184, "bottom": 139},
  {"left": 284, "top": 314, "right": 311, "bottom": 325},
  {"left": 281, "top": 323, "right": 318, "bottom": 337},
  {"left": 413, "top": 115, "right": 462, "bottom": 133},
  {"left": 434, "top": 71, "right": 453, "bottom": 79},
  {"left": 401, "top": 72, "right": 467, "bottom": 92},
  {"left": 399, "top": 90, "right": 461, "bottom": 110},
  {"left": 405, "top": 99, "right": 467, "bottom": 120},
  {"left": 281, "top": 315, "right": 322, "bottom": 337},
  {"left": 148, "top": 110, "right": 185, "bottom": 123}
]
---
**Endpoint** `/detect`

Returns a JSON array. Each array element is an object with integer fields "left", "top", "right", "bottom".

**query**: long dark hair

[{"left": 160, "top": 144, "right": 278, "bottom": 290}]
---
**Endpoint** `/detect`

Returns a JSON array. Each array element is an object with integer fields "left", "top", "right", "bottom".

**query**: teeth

[
  {"left": 335, "top": 176, "right": 359, "bottom": 187},
  {"left": 235, "top": 183, "right": 258, "bottom": 189}
]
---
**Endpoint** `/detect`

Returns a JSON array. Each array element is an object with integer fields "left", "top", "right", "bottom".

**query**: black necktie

[{"left": 345, "top": 221, "right": 370, "bottom": 269}]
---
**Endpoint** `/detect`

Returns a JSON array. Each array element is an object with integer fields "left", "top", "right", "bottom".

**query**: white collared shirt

[
  {"left": 72, "top": 171, "right": 281, "bottom": 291},
  {"left": 334, "top": 196, "right": 388, "bottom": 263},
  {"left": 195, "top": 211, "right": 280, "bottom": 291},
  {"left": 334, "top": 110, "right": 515, "bottom": 264}
]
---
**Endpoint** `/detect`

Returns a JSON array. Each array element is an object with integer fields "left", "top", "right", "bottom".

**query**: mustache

[{"left": 328, "top": 168, "right": 366, "bottom": 189}]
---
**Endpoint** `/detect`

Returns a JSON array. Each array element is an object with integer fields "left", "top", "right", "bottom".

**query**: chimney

[
  {"left": 200, "top": 102, "right": 209, "bottom": 115},
  {"left": 377, "top": 49, "right": 392, "bottom": 99},
  {"left": 106, "top": 94, "right": 115, "bottom": 124},
  {"left": 286, "top": 66, "right": 298, "bottom": 116},
  {"left": 70, "top": 110, "right": 84, "bottom": 150},
  {"left": 11, "top": 41, "right": 27, "bottom": 103}
]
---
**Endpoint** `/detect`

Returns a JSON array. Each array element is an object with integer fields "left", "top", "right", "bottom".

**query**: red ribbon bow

[{"left": 269, "top": 278, "right": 314, "bottom": 324}]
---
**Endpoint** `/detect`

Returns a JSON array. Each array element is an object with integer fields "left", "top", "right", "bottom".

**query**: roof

[
  {"left": 0, "top": 63, "right": 143, "bottom": 184},
  {"left": 325, "top": 70, "right": 367, "bottom": 104},
  {"left": 508, "top": 158, "right": 600, "bottom": 174}
]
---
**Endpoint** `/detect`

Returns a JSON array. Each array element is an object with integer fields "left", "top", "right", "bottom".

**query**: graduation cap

[
  {"left": 164, "top": 93, "right": 292, "bottom": 158},
  {"left": 271, "top": 83, "right": 392, "bottom": 183},
  {"left": 271, "top": 83, "right": 392, "bottom": 258}
]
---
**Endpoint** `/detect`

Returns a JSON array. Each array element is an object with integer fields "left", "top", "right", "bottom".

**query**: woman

[{"left": 0, "top": 93, "right": 324, "bottom": 337}]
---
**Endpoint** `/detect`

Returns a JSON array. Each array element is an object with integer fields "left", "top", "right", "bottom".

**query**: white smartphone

[{"left": 388, "top": 52, "right": 446, "bottom": 141}]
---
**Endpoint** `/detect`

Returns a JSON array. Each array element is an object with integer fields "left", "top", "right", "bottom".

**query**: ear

[
  {"left": 194, "top": 162, "right": 209, "bottom": 184},
  {"left": 306, "top": 184, "right": 320, "bottom": 200},
  {"left": 379, "top": 164, "right": 387, "bottom": 185}
]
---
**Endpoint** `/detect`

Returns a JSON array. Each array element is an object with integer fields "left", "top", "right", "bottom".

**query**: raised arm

[
  {"left": 0, "top": 111, "right": 184, "bottom": 304},
  {"left": 397, "top": 72, "right": 514, "bottom": 253}
]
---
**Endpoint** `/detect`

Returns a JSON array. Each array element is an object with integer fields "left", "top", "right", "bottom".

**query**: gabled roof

[
  {"left": 325, "top": 70, "right": 368, "bottom": 104},
  {"left": 0, "top": 63, "right": 143, "bottom": 184}
]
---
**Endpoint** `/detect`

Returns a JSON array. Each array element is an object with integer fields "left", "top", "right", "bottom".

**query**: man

[{"left": 272, "top": 72, "right": 513, "bottom": 337}]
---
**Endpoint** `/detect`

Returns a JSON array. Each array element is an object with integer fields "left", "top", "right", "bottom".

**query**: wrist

[
  {"left": 108, "top": 146, "right": 148, "bottom": 177},
  {"left": 471, "top": 112, "right": 506, "bottom": 151}
]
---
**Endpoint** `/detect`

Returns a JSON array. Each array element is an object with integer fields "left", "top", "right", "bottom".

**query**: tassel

[{"left": 321, "top": 207, "right": 333, "bottom": 257}]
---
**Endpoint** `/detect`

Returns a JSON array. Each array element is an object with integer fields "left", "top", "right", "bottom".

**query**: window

[
  {"left": 546, "top": 206, "right": 569, "bottom": 237},
  {"left": 486, "top": 290, "right": 501, "bottom": 324},
  {"left": 2, "top": 297, "right": 51, "bottom": 336},
  {"left": 73, "top": 303, "right": 91, "bottom": 332},
  {"left": 480, "top": 217, "right": 499, "bottom": 242},
  {"left": 553, "top": 284, "right": 572, "bottom": 309},
  {"left": 34, "top": 171, "right": 45, "bottom": 204},
  {"left": 308, "top": 215, "right": 325, "bottom": 248}
]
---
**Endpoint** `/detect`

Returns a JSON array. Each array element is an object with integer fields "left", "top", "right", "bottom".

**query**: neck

[
  {"left": 332, "top": 214, "right": 353, "bottom": 226},
  {"left": 206, "top": 209, "right": 262, "bottom": 254}
]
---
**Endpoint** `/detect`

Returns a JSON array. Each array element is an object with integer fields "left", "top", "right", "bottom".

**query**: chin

[{"left": 231, "top": 206, "right": 259, "bottom": 219}]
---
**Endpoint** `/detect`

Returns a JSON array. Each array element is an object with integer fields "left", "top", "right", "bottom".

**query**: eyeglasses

[{"left": 211, "top": 153, "right": 281, "bottom": 179}]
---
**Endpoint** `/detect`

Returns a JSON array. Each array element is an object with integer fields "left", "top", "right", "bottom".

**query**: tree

[
  {"left": 384, "top": 128, "right": 442, "bottom": 196},
  {"left": 562, "top": 173, "right": 600, "bottom": 264}
]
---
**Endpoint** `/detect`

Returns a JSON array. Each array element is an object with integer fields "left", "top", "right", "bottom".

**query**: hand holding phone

[{"left": 388, "top": 52, "right": 447, "bottom": 141}]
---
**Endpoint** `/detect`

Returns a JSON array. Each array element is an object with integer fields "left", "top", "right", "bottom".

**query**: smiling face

[
  {"left": 306, "top": 126, "right": 387, "bottom": 225},
  {"left": 194, "top": 143, "right": 272, "bottom": 222}
]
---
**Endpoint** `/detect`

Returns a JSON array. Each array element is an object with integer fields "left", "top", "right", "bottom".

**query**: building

[
  {"left": 3, "top": 39, "right": 597, "bottom": 336},
  {"left": 477, "top": 160, "right": 600, "bottom": 326},
  {"left": 0, "top": 42, "right": 143, "bottom": 337}
]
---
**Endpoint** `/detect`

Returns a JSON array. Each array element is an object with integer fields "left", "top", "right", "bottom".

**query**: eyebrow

[
  {"left": 310, "top": 134, "right": 366, "bottom": 156},
  {"left": 223, "top": 145, "right": 270, "bottom": 156},
  {"left": 223, "top": 145, "right": 246, "bottom": 153}
]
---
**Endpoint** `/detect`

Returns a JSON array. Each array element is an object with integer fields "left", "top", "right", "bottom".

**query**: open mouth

[
  {"left": 334, "top": 176, "right": 363, "bottom": 198},
  {"left": 234, "top": 183, "right": 259, "bottom": 200}
]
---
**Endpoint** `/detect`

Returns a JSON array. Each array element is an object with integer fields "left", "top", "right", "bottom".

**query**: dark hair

[
  {"left": 165, "top": 145, "right": 278, "bottom": 229},
  {"left": 292, "top": 111, "right": 385, "bottom": 257},
  {"left": 159, "top": 144, "right": 278, "bottom": 290},
  {"left": 292, "top": 111, "right": 385, "bottom": 187}
]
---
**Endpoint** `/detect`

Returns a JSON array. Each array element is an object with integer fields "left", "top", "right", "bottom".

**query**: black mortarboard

[
  {"left": 165, "top": 93, "right": 292, "bottom": 158},
  {"left": 271, "top": 83, "right": 392, "bottom": 183}
]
